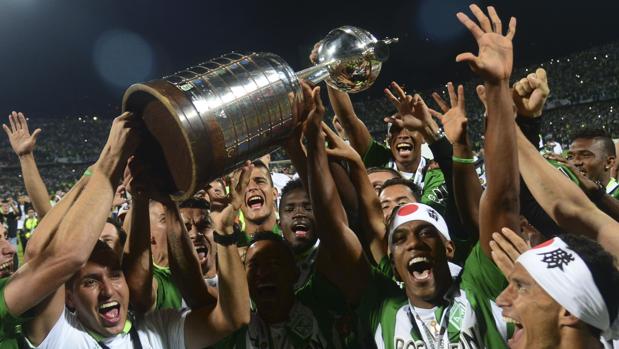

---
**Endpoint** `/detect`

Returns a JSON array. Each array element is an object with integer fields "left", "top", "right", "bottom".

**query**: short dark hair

[
  {"left": 106, "top": 217, "right": 127, "bottom": 248},
  {"left": 562, "top": 234, "right": 619, "bottom": 335},
  {"left": 180, "top": 197, "right": 210, "bottom": 210},
  {"left": 280, "top": 178, "right": 305, "bottom": 205},
  {"left": 379, "top": 177, "right": 422, "bottom": 201},
  {"left": 252, "top": 159, "right": 273, "bottom": 186},
  {"left": 367, "top": 167, "right": 402, "bottom": 179},
  {"left": 247, "top": 231, "right": 296, "bottom": 265},
  {"left": 570, "top": 128, "right": 616, "bottom": 156}
]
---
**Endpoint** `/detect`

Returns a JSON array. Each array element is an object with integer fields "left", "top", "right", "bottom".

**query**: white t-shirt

[{"left": 29, "top": 307, "right": 188, "bottom": 349}]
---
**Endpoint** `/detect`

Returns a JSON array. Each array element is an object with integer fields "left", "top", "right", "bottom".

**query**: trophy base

[{"left": 123, "top": 81, "right": 222, "bottom": 201}]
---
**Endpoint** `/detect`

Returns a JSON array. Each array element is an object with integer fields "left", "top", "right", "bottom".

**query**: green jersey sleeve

[
  {"left": 460, "top": 243, "right": 507, "bottom": 300},
  {"left": 363, "top": 139, "right": 392, "bottom": 168},
  {"left": 0, "top": 278, "right": 27, "bottom": 349},
  {"left": 420, "top": 168, "right": 448, "bottom": 215},
  {"left": 376, "top": 255, "right": 395, "bottom": 281},
  {"left": 152, "top": 264, "right": 183, "bottom": 310},
  {"left": 356, "top": 267, "right": 404, "bottom": 333}
]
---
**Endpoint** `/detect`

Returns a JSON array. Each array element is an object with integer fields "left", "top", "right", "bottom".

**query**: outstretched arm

[
  {"left": 456, "top": 5, "right": 520, "bottom": 257},
  {"left": 322, "top": 124, "right": 386, "bottom": 264},
  {"left": 517, "top": 128, "right": 619, "bottom": 258},
  {"left": 431, "top": 83, "right": 483, "bottom": 234},
  {"left": 15, "top": 112, "right": 139, "bottom": 345},
  {"left": 304, "top": 86, "right": 370, "bottom": 304},
  {"left": 3, "top": 112, "right": 52, "bottom": 218},
  {"left": 183, "top": 163, "right": 251, "bottom": 349}
]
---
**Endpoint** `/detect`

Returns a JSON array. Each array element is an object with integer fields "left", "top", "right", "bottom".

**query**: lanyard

[
  {"left": 407, "top": 304, "right": 452, "bottom": 349},
  {"left": 96, "top": 324, "right": 143, "bottom": 349}
]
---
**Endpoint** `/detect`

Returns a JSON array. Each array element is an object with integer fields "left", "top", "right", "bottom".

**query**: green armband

[
  {"left": 83, "top": 168, "right": 93, "bottom": 177},
  {"left": 452, "top": 156, "right": 476, "bottom": 164}
]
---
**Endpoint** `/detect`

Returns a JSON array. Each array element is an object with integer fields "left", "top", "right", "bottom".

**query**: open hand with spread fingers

[
  {"left": 3, "top": 111, "right": 41, "bottom": 157},
  {"left": 456, "top": 5, "right": 517, "bottom": 83},
  {"left": 430, "top": 82, "right": 470, "bottom": 147}
]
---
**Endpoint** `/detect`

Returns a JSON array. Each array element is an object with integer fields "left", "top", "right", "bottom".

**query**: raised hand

[
  {"left": 97, "top": 112, "right": 142, "bottom": 177},
  {"left": 212, "top": 161, "right": 253, "bottom": 234},
  {"left": 384, "top": 82, "right": 440, "bottom": 142},
  {"left": 489, "top": 227, "right": 530, "bottom": 276},
  {"left": 301, "top": 85, "right": 326, "bottom": 142},
  {"left": 323, "top": 123, "right": 362, "bottom": 164},
  {"left": 430, "top": 82, "right": 469, "bottom": 146},
  {"left": 512, "top": 68, "right": 550, "bottom": 117},
  {"left": 456, "top": 5, "right": 516, "bottom": 83},
  {"left": 2, "top": 111, "right": 41, "bottom": 157}
]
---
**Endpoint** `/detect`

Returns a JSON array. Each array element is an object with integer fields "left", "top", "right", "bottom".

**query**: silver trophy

[{"left": 123, "top": 26, "right": 397, "bottom": 200}]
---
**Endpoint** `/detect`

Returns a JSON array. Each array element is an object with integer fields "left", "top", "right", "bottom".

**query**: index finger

[
  {"left": 431, "top": 92, "right": 449, "bottom": 113},
  {"left": 456, "top": 12, "right": 484, "bottom": 40}
]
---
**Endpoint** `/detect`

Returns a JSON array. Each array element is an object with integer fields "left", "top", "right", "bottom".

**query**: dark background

[{"left": 1, "top": 0, "right": 617, "bottom": 118}]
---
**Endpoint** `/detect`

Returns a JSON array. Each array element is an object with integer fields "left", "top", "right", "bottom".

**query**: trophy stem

[{"left": 295, "top": 60, "right": 337, "bottom": 85}]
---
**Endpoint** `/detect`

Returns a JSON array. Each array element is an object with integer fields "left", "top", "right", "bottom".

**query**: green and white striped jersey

[{"left": 359, "top": 244, "right": 513, "bottom": 349}]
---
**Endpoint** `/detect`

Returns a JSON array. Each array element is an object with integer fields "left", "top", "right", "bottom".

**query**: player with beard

[
  {"left": 279, "top": 178, "right": 319, "bottom": 289},
  {"left": 305, "top": 5, "right": 520, "bottom": 348}
]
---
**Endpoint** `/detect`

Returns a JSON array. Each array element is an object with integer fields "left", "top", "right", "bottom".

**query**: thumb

[
  {"left": 31, "top": 128, "right": 42, "bottom": 140},
  {"left": 475, "top": 85, "right": 487, "bottom": 104},
  {"left": 455, "top": 52, "right": 478, "bottom": 65}
]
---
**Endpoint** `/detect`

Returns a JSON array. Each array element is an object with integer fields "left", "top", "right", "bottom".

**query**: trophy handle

[{"left": 295, "top": 59, "right": 338, "bottom": 85}]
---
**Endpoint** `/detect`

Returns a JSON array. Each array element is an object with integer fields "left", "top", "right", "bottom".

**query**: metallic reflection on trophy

[{"left": 123, "top": 26, "right": 397, "bottom": 200}]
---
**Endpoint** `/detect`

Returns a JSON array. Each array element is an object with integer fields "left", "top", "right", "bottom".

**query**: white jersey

[{"left": 28, "top": 307, "right": 188, "bottom": 349}]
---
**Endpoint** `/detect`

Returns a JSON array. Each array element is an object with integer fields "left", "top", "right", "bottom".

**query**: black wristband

[{"left": 213, "top": 230, "right": 240, "bottom": 246}]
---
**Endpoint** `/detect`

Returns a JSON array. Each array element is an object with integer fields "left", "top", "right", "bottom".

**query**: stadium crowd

[{"left": 0, "top": 5, "right": 617, "bottom": 349}]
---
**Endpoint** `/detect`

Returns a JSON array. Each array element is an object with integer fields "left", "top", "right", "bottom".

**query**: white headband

[
  {"left": 388, "top": 203, "right": 450, "bottom": 244},
  {"left": 517, "top": 237, "right": 610, "bottom": 332}
]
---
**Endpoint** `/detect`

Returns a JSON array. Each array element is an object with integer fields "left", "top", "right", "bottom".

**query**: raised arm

[
  {"left": 322, "top": 124, "right": 386, "bottom": 264},
  {"left": 119, "top": 154, "right": 169, "bottom": 313},
  {"left": 456, "top": 5, "right": 520, "bottom": 257},
  {"left": 183, "top": 162, "right": 251, "bottom": 349},
  {"left": 304, "top": 85, "right": 370, "bottom": 304},
  {"left": 431, "top": 83, "right": 482, "bottom": 233},
  {"left": 516, "top": 128, "right": 619, "bottom": 258},
  {"left": 2, "top": 112, "right": 52, "bottom": 218},
  {"left": 15, "top": 113, "right": 139, "bottom": 344}
]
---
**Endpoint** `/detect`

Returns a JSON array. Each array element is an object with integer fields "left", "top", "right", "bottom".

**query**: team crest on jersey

[{"left": 448, "top": 300, "right": 466, "bottom": 331}]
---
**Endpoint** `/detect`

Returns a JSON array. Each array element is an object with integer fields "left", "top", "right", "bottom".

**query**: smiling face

[
  {"left": 279, "top": 188, "right": 317, "bottom": 254},
  {"left": 388, "top": 126, "right": 423, "bottom": 168},
  {"left": 245, "top": 239, "right": 297, "bottom": 312},
  {"left": 0, "top": 234, "right": 15, "bottom": 278},
  {"left": 181, "top": 207, "right": 215, "bottom": 275},
  {"left": 66, "top": 246, "right": 129, "bottom": 338},
  {"left": 568, "top": 138, "right": 615, "bottom": 184},
  {"left": 390, "top": 220, "right": 454, "bottom": 307},
  {"left": 241, "top": 166, "right": 277, "bottom": 225},
  {"left": 496, "top": 263, "right": 563, "bottom": 349},
  {"left": 380, "top": 184, "right": 418, "bottom": 222}
]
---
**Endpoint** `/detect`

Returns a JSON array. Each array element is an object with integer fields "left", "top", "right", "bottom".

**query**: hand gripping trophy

[{"left": 123, "top": 26, "right": 397, "bottom": 200}]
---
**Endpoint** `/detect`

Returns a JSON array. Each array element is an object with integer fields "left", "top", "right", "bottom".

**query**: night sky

[{"left": 1, "top": 0, "right": 618, "bottom": 119}]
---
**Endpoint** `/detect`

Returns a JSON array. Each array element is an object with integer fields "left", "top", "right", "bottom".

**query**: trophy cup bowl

[{"left": 123, "top": 26, "right": 397, "bottom": 200}]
